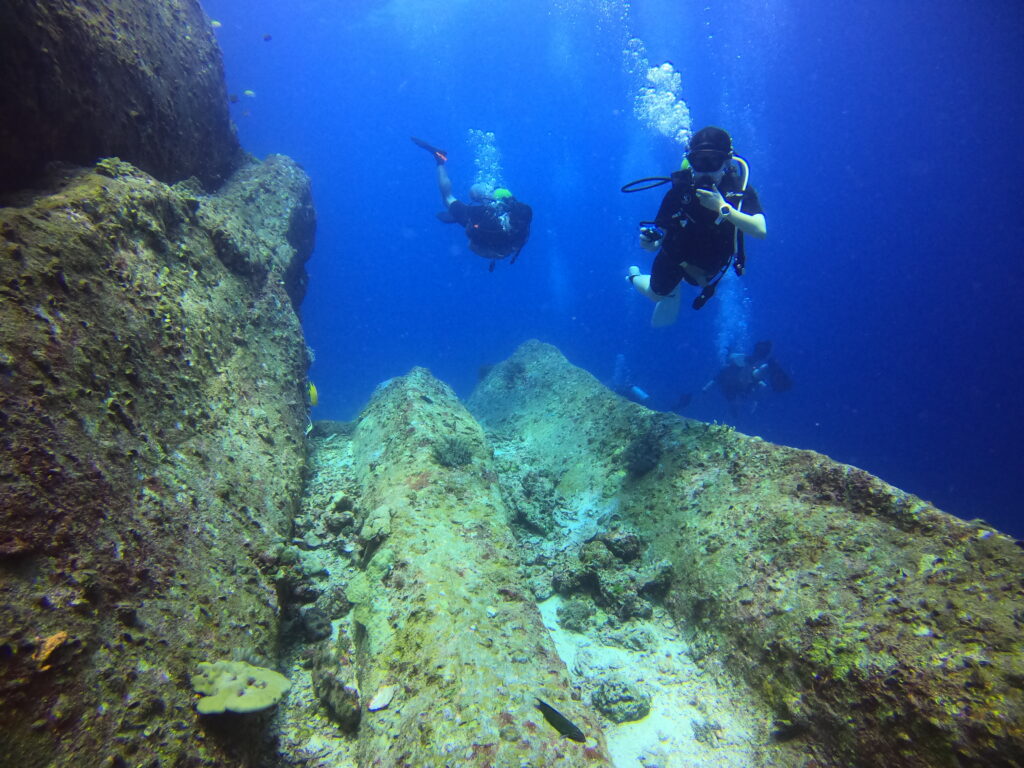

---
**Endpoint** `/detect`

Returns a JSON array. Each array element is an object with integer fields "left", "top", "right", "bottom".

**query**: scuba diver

[
  {"left": 622, "top": 126, "right": 766, "bottom": 326},
  {"left": 703, "top": 340, "right": 792, "bottom": 414},
  {"left": 412, "top": 137, "right": 533, "bottom": 272}
]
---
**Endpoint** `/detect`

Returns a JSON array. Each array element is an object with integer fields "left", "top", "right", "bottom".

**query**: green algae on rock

[
  {"left": 468, "top": 339, "right": 1024, "bottom": 768},
  {"left": 277, "top": 368, "right": 616, "bottom": 766},
  {"left": 0, "top": 157, "right": 313, "bottom": 768},
  {"left": 272, "top": 342, "right": 1021, "bottom": 766},
  {"left": 344, "top": 368, "right": 615, "bottom": 766},
  {"left": 591, "top": 677, "right": 652, "bottom": 724}
]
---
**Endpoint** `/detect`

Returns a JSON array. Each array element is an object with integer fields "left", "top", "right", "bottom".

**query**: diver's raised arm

[{"left": 725, "top": 209, "right": 766, "bottom": 239}]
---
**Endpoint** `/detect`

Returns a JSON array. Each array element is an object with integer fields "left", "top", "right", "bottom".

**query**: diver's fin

[
  {"left": 435, "top": 210, "right": 456, "bottom": 223},
  {"left": 692, "top": 282, "right": 717, "bottom": 310},
  {"left": 651, "top": 292, "right": 682, "bottom": 327},
  {"left": 411, "top": 136, "right": 448, "bottom": 164}
]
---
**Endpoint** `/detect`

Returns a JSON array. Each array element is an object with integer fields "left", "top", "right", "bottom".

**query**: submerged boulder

[
  {"left": 591, "top": 677, "right": 651, "bottom": 724},
  {"left": 0, "top": 0, "right": 241, "bottom": 195},
  {"left": 469, "top": 340, "right": 1024, "bottom": 768}
]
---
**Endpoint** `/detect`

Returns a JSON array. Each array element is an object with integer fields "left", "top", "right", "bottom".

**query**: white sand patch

[{"left": 539, "top": 597, "right": 795, "bottom": 767}]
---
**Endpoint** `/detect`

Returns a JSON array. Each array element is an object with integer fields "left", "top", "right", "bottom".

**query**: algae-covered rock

[
  {"left": 342, "top": 367, "right": 614, "bottom": 766},
  {"left": 0, "top": 157, "right": 312, "bottom": 768},
  {"left": 550, "top": 533, "right": 667, "bottom": 622},
  {"left": 591, "top": 677, "right": 651, "bottom": 723},
  {"left": 469, "top": 340, "right": 1024, "bottom": 768},
  {"left": 310, "top": 630, "right": 361, "bottom": 732},
  {"left": 0, "top": 0, "right": 241, "bottom": 194},
  {"left": 191, "top": 660, "right": 291, "bottom": 715},
  {"left": 557, "top": 598, "right": 596, "bottom": 632}
]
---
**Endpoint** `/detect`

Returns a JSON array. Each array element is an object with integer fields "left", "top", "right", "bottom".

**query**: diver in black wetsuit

[
  {"left": 412, "top": 137, "right": 532, "bottom": 272},
  {"left": 704, "top": 340, "right": 792, "bottom": 412},
  {"left": 624, "top": 126, "right": 767, "bottom": 324}
]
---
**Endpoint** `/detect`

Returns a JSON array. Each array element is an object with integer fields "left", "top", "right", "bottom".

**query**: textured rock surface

[
  {"left": 276, "top": 375, "right": 793, "bottom": 767},
  {"left": 469, "top": 340, "right": 1024, "bottom": 768},
  {"left": 0, "top": 156, "right": 313, "bottom": 767},
  {"left": 340, "top": 369, "right": 613, "bottom": 766},
  {"left": 0, "top": 0, "right": 241, "bottom": 195},
  {"left": 270, "top": 375, "right": 615, "bottom": 765}
]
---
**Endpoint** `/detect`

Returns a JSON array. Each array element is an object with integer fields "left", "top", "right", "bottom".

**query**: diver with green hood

[
  {"left": 413, "top": 137, "right": 533, "bottom": 272},
  {"left": 622, "top": 126, "right": 767, "bottom": 325}
]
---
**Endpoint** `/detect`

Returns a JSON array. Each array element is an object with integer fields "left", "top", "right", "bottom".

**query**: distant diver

[
  {"left": 622, "top": 126, "right": 767, "bottom": 325},
  {"left": 704, "top": 340, "right": 792, "bottom": 413},
  {"left": 412, "top": 136, "right": 533, "bottom": 272}
]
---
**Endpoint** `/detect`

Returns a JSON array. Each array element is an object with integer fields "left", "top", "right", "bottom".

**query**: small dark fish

[
  {"left": 229, "top": 94, "right": 239, "bottom": 103},
  {"left": 675, "top": 392, "right": 692, "bottom": 410},
  {"left": 263, "top": 33, "right": 272, "bottom": 42},
  {"left": 535, "top": 698, "right": 585, "bottom": 743}
]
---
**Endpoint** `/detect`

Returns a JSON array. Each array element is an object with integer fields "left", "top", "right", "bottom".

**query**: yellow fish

[
  {"left": 243, "top": 89, "right": 256, "bottom": 98},
  {"left": 307, "top": 382, "right": 319, "bottom": 407}
]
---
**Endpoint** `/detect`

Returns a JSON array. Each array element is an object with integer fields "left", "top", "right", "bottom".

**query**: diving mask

[{"left": 686, "top": 149, "right": 731, "bottom": 174}]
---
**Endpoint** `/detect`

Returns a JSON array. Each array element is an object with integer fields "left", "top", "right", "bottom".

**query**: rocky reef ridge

[
  {"left": 0, "top": 155, "right": 314, "bottom": 768},
  {"left": 468, "top": 340, "right": 1024, "bottom": 767},
  {"left": 280, "top": 371, "right": 615, "bottom": 766},
  {"left": 271, "top": 342, "right": 1021, "bottom": 768}
]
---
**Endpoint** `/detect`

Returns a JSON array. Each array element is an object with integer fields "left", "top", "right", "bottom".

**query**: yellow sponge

[{"left": 191, "top": 660, "right": 290, "bottom": 715}]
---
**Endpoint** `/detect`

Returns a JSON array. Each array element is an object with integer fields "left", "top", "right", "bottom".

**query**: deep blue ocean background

[{"left": 201, "top": 0, "right": 1023, "bottom": 539}]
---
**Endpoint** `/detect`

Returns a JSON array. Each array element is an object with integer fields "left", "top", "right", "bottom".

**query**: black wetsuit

[
  {"left": 448, "top": 198, "right": 533, "bottom": 260},
  {"left": 715, "top": 351, "right": 792, "bottom": 403},
  {"left": 649, "top": 168, "right": 762, "bottom": 296}
]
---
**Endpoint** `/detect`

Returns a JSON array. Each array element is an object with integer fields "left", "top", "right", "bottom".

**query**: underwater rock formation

[
  {"left": 0, "top": 156, "right": 313, "bottom": 767},
  {"left": 468, "top": 340, "right": 1024, "bottom": 768},
  {"left": 0, "top": 0, "right": 241, "bottom": 195},
  {"left": 333, "top": 369, "right": 613, "bottom": 766}
]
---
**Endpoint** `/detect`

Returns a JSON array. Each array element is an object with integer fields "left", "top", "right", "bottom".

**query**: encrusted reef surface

[
  {"left": 280, "top": 370, "right": 614, "bottom": 766},
  {"left": 465, "top": 340, "right": 1024, "bottom": 768},
  {"left": 0, "top": 155, "right": 314, "bottom": 767},
  {"left": 0, "top": 0, "right": 241, "bottom": 195},
  {"left": 224, "top": 341, "right": 1020, "bottom": 767}
]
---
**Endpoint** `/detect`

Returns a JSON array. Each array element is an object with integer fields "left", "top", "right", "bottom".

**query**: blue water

[{"left": 202, "top": 0, "right": 1024, "bottom": 539}]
